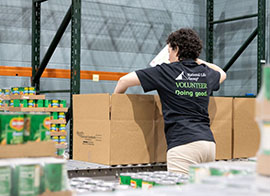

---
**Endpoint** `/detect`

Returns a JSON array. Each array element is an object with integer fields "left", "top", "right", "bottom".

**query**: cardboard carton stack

[{"left": 73, "top": 94, "right": 235, "bottom": 165}]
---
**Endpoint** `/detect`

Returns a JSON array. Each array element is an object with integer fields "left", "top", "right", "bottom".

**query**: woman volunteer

[{"left": 114, "top": 28, "right": 226, "bottom": 174}]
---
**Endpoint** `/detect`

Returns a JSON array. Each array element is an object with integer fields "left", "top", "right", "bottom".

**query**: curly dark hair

[{"left": 166, "top": 28, "right": 202, "bottom": 60}]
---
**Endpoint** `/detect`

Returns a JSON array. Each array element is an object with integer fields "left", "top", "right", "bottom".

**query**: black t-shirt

[{"left": 136, "top": 59, "right": 221, "bottom": 151}]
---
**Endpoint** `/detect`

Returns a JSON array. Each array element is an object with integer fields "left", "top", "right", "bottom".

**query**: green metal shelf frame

[
  {"left": 31, "top": 0, "right": 81, "bottom": 159},
  {"left": 206, "top": 0, "right": 266, "bottom": 94}
]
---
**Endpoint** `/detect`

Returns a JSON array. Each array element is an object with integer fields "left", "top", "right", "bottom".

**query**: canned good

[
  {"left": 28, "top": 100, "right": 36, "bottom": 108},
  {"left": 12, "top": 159, "right": 41, "bottom": 196},
  {"left": 130, "top": 175, "right": 144, "bottom": 188},
  {"left": 24, "top": 113, "right": 51, "bottom": 142},
  {"left": 3, "top": 89, "right": 10, "bottom": 95},
  {"left": 44, "top": 100, "right": 49, "bottom": 108},
  {"left": 51, "top": 136, "right": 59, "bottom": 144},
  {"left": 0, "top": 89, "right": 3, "bottom": 96},
  {"left": 11, "top": 87, "right": 20, "bottom": 95},
  {"left": 0, "top": 113, "right": 24, "bottom": 144},
  {"left": 9, "top": 100, "right": 14, "bottom": 108},
  {"left": 50, "top": 124, "right": 58, "bottom": 132},
  {"left": 20, "top": 100, "right": 28, "bottom": 108},
  {"left": 40, "top": 158, "right": 68, "bottom": 192},
  {"left": 51, "top": 112, "right": 58, "bottom": 120},
  {"left": 119, "top": 173, "right": 133, "bottom": 185},
  {"left": 28, "top": 87, "right": 36, "bottom": 95},
  {"left": 142, "top": 177, "right": 156, "bottom": 190},
  {"left": 13, "top": 99, "right": 20, "bottom": 107},
  {"left": 51, "top": 100, "right": 59, "bottom": 108},
  {"left": 58, "top": 112, "right": 65, "bottom": 120},
  {"left": 0, "top": 161, "right": 12, "bottom": 196},
  {"left": 189, "top": 164, "right": 210, "bottom": 183},
  {"left": 59, "top": 100, "right": 67, "bottom": 108},
  {"left": 59, "top": 136, "right": 66, "bottom": 144},
  {"left": 4, "top": 100, "right": 10, "bottom": 108},
  {"left": 23, "top": 87, "right": 29, "bottom": 95},
  {"left": 37, "top": 99, "right": 44, "bottom": 108},
  {"left": 57, "top": 149, "right": 65, "bottom": 156},
  {"left": 209, "top": 166, "right": 227, "bottom": 176},
  {"left": 0, "top": 100, "right": 3, "bottom": 108},
  {"left": 59, "top": 124, "right": 66, "bottom": 132}
]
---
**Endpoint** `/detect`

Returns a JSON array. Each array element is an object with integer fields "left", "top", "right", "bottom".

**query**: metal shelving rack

[
  {"left": 206, "top": 0, "right": 266, "bottom": 94},
  {"left": 31, "top": 0, "right": 81, "bottom": 159}
]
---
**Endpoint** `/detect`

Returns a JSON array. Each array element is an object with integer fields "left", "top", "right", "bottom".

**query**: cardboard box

[
  {"left": 233, "top": 98, "right": 260, "bottom": 158},
  {"left": 257, "top": 154, "right": 270, "bottom": 176},
  {"left": 209, "top": 97, "right": 233, "bottom": 160},
  {"left": 73, "top": 94, "right": 155, "bottom": 165},
  {"left": 0, "top": 141, "right": 56, "bottom": 159},
  {"left": 154, "top": 95, "right": 167, "bottom": 163}
]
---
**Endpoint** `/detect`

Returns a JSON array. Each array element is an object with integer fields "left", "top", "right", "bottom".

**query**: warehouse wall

[
  {"left": 0, "top": 0, "right": 206, "bottom": 101},
  {"left": 213, "top": 0, "right": 258, "bottom": 96}
]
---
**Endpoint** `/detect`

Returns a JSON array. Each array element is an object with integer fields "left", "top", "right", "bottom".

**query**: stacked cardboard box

[{"left": 73, "top": 94, "right": 235, "bottom": 165}]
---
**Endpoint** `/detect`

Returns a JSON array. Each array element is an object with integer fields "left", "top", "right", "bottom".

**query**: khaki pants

[{"left": 167, "top": 141, "right": 216, "bottom": 175}]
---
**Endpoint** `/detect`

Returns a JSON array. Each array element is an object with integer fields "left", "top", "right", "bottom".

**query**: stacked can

[
  {"left": 28, "top": 87, "right": 36, "bottom": 95},
  {"left": 3, "top": 89, "right": 10, "bottom": 95}
]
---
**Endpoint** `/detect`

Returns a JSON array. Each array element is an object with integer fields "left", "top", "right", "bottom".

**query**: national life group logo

[{"left": 175, "top": 71, "right": 188, "bottom": 80}]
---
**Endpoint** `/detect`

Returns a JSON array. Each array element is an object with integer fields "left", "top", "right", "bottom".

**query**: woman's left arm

[{"left": 114, "top": 72, "right": 141, "bottom": 93}]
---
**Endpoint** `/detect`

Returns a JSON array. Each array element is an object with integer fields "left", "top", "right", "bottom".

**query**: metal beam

[
  {"left": 33, "top": 0, "right": 48, "bottom": 3},
  {"left": 211, "top": 14, "right": 258, "bottom": 24},
  {"left": 206, "top": 0, "right": 214, "bottom": 63},
  {"left": 223, "top": 28, "right": 258, "bottom": 72},
  {"left": 38, "top": 90, "right": 70, "bottom": 94},
  {"left": 31, "top": 1, "right": 41, "bottom": 91},
  {"left": 70, "top": 0, "right": 81, "bottom": 159},
  {"left": 257, "top": 0, "right": 266, "bottom": 94},
  {"left": 32, "top": 5, "right": 72, "bottom": 84}
]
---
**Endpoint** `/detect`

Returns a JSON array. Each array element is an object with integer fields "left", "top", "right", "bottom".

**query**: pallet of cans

[
  {"left": 0, "top": 157, "right": 69, "bottom": 196},
  {"left": 119, "top": 171, "right": 189, "bottom": 189},
  {"left": 0, "top": 112, "right": 51, "bottom": 144}
]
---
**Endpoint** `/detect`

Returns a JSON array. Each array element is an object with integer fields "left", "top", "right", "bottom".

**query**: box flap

[
  {"left": 73, "top": 94, "right": 110, "bottom": 120},
  {"left": 111, "top": 94, "right": 155, "bottom": 121}
]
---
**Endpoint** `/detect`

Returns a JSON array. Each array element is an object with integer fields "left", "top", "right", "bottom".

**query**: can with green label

[
  {"left": 51, "top": 112, "right": 58, "bottom": 120},
  {"left": 36, "top": 100, "right": 44, "bottom": 108},
  {"left": 209, "top": 166, "right": 227, "bottom": 176},
  {"left": 57, "top": 149, "right": 65, "bottom": 156},
  {"left": 51, "top": 136, "right": 59, "bottom": 144},
  {"left": 44, "top": 100, "right": 49, "bottom": 108},
  {"left": 0, "top": 113, "right": 24, "bottom": 145},
  {"left": 119, "top": 173, "right": 132, "bottom": 185},
  {"left": 28, "top": 87, "right": 36, "bottom": 95},
  {"left": 130, "top": 175, "right": 145, "bottom": 188},
  {"left": 11, "top": 159, "right": 41, "bottom": 196},
  {"left": 40, "top": 158, "right": 67, "bottom": 192},
  {"left": 50, "top": 124, "right": 57, "bottom": 132},
  {"left": 0, "top": 161, "right": 12, "bottom": 196},
  {"left": 28, "top": 100, "right": 36, "bottom": 108},
  {"left": 0, "top": 89, "right": 3, "bottom": 96},
  {"left": 11, "top": 87, "right": 21, "bottom": 95},
  {"left": 9, "top": 100, "right": 14, "bottom": 108},
  {"left": 13, "top": 100, "right": 20, "bottom": 108},
  {"left": 58, "top": 112, "right": 65, "bottom": 120},
  {"left": 51, "top": 100, "right": 59, "bottom": 108},
  {"left": 59, "top": 100, "right": 66, "bottom": 108},
  {"left": 3, "top": 89, "right": 10, "bottom": 95},
  {"left": 0, "top": 100, "right": 3, "bottom": 108},
  {"left": 141, "top": 177, "right": 156, "bottom": 189},
  {"left": 4, "top": 100, "right": 10, "bottom": 108},
  {"left": 24, "top": 113, "right": 51, "bottom": 142},
  {"left": 59, "top": 124, "right": 66, "bottom": 132},
  {"left": 59, "top": 136, "right": 66, "bottom": 144},
  {"left": 23, "top": 87, "right": 29, "bottom": 95},
  {"left": 20, "top": 100, "right": 28, "bottom": 108}
]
